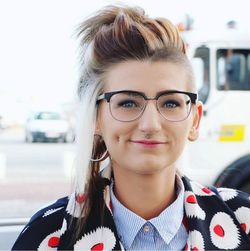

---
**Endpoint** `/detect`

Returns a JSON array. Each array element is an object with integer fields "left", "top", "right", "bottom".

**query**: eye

[
  {"left": 162, "top": 100, "right": 180, "bottom": 109},
  {"left": 117, "top": 99, "right": 138, "bottom": 108}
]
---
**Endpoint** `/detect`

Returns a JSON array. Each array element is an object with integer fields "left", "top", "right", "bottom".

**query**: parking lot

[{"left": 0, "top": 128, "right": 74, "bottom": 218}]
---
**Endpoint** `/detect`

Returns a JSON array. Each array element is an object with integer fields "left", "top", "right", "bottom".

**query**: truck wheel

[{"left": 214, "top": 154, "right": 250, "bottom": 194}]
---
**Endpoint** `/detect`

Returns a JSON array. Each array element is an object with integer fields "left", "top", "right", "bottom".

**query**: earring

[
  {"left": 90, "top": 134, "right": 109, "bottom": 162},
  {"left": 90, "top": 149, "right": 109, "bottom": 162}
]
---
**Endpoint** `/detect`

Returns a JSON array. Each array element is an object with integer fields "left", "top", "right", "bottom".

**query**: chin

[{"left": 132, "top": 159, "right": 170, "bottom": 174}]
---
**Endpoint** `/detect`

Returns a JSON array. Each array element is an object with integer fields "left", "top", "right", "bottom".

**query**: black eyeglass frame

[{"left": 97, "top": 90, "right": 198, "bottom": 122}]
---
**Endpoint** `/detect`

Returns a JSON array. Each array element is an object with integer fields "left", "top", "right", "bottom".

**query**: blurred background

[{"left": 1, "top": 0, "right": 250, "bottom": 248}]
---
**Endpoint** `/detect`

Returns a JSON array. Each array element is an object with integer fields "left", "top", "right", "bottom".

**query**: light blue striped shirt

[{"left": 110, "top": 176, "right": 188, "bottom": 250}]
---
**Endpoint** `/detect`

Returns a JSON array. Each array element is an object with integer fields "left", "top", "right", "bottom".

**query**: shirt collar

[
  {"left": 110, "top": 175, "right": 185, "bottom": 248},
  {"left": 150, "top": 175, "right": 185, "bottom": 244},
  {"left": 110, "top": 182, "right": 146, "bottom": 249}
]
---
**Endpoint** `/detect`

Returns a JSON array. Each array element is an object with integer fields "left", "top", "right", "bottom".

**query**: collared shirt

[
  {"left": 13, "top": 174, "right": 250, "bottom": 250},
  {"left": 110, "top": 175, "right": 188, "bottom": 250}
]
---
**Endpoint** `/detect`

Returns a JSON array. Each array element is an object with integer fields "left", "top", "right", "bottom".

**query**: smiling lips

[{"left": 130, "top": 140, "right": 166, "bottom": 148}]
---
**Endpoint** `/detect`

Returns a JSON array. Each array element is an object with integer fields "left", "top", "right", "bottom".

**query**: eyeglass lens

[{"left": 109, "top": 92, "right": 192, "bottom": 122}]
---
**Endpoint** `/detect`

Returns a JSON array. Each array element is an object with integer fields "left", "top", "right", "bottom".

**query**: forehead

[{"left": 103, "top": 60, "right": 190, "bottom": 93}]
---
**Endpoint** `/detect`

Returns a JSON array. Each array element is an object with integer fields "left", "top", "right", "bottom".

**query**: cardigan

[{"left": 12, "top": 171, "right": 250, "bottom": 250}]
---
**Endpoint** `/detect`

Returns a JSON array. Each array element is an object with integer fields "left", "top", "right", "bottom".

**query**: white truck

[{"left": 182, "top": 30, "right": 250, "bottom": 193}]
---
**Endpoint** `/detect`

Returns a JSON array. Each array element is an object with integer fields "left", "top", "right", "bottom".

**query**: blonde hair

[{"left": 72, "top": 4, "right": 193, "bottom": 239}]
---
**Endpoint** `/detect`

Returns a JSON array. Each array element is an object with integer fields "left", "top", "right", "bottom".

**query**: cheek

[
  {"left": 170, "top": 123, "right": 191, "bottom": 146},
  {"left": 98, "top": 106, "right": 134, "bottom": 145},
  {"left": 101, "top": 124, "right": 135, "bottom": 161},
  {"left": 102, "top": 130, "right": 125, "bottom": 162},
  {"left": 99, "top": 117, "right": 125, "bottom": 151},
  {"left": 98, "top": 105, "right": 114, "bottom": 135}
]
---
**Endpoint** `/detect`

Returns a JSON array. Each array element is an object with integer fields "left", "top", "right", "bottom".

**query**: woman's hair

[{"left": 72, "top": 4, "right": 194, "bottom": 239}]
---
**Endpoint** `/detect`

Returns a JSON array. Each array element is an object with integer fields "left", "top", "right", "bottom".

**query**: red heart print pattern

[
  {"left": 192, "top": 247, "right": 199, "bottom": 251},
  {"left": 186, "top": 195, "right": 197, "bottom": 204},
  {"left": 240, "top": 223, "right": 247, "bottom": 232},
  {"left": 213, "top": 224, "right": 225, "bottom": 237},
  {"left": 48, "top": 236, "right": 60, "bottom": 248},
  {"left": 209, "top": 212, "right": 240, "bottom": 249},
  {"left": 76, "top": 194, "right": 86, "bottom": 203},
  {"left": 202, "top": 187, "right": 211, "bottom": 194},
  {"left": 91, "top": 243, "right": 104, "bottom": 251}
]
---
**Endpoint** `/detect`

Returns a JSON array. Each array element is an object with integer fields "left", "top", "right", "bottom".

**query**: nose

[{"left": 138, "top": 101, "right": 162, "bottom": 133}]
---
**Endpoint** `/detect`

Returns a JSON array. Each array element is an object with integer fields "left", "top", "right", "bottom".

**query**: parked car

[{"left": 25, "top": 111, "right": 74, "bottom": 143}]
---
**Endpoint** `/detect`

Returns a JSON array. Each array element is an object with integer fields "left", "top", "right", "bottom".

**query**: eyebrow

[
  {"left": 113, "top": 89, "right": 185, "bottom": 97},
  {"left": 98, "top": 89, "right": 197, "bottom": 104}
]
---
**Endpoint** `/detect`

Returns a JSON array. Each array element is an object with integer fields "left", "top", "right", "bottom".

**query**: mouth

[{"left": 130, "top": 140, "right": 167, "bottom": 148}]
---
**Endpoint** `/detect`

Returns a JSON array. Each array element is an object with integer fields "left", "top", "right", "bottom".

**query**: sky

[{"left": 0, "top": 0, "right": 249, "bottom": 122}]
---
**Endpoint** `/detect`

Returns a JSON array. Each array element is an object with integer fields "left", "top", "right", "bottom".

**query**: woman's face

[{"left": 96, "top": 60, "right": 202, "bottom": 175}]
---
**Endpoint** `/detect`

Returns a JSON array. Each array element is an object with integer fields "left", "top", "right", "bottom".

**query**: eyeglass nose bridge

[
  {"left": 137, "top": 96, "right": 161, "bottom": 119},
  {"left": 144, "top": 96, "right": 158, "bottom": 101}
]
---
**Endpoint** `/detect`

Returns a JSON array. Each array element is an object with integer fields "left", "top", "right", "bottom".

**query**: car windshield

[
  {"left": 34, "top": 112, "right": 62, "bottom": 120},
  {"left": 217, "top": 49, "right": 250, "bottom": 90}
]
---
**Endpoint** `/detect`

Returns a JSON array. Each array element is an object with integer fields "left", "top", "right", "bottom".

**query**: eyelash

[
  {"left": 162, "top": 100, "right": 180, "bottom": 108},
  {"left": 117, "top": 100, "right": 138, "bottom": 108}
]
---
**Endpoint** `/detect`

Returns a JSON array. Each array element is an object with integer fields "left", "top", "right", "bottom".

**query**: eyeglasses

[{"left": 97, "top": 90, "right": 197, "bottom": 122}]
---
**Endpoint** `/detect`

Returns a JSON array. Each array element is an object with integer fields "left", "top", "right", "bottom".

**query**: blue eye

[
  {"left": 163, "top": 100, "right": 180, "bottom": 108},
  {"left": 117, "top": 100, "right": 138, "bottom": 108}
]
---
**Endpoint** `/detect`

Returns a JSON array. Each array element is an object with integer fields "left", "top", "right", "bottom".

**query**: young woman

[{"left": 12, "top": 5, "right": 250, "bottom": 250}]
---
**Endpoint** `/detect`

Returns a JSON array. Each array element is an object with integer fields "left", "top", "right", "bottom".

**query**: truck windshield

[
  {"left": 193, "top": 47, "right": 210, "bottom": 104},
  {"left": 217, "top": 49, "right": 250, "bottom": 91}
]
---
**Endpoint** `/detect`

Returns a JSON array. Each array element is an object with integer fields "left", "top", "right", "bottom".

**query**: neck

[{"left": 112, "top": 165, "right": 177, "bottom": 220}]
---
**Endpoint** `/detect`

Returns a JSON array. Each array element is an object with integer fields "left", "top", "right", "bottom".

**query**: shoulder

[
  {"left": 206, "top": 185, "right": 250, "bottom": 218},
  {"left": 215, "top": 186, "right": 250, "bottom": 207},
  {"left": 183, "top": 176, "right": 250, "bottom": 234},
  {"left": 182, "top": 175, "right": 250, "bottom": 207},
  {"left": 28, "top": 196, "right": 69, "bottom": 225},
  {"left": 214, "top": 187, "right": 250, "bottom": 231},
  {"left": 183, "top": 176, "right": 250, "bottom": 215},
  {"left": 12, "top": 196, "right": 69, "bottom": 250},
  {"left": 182, "top": 176, "right": 250, "bottom": 248}
]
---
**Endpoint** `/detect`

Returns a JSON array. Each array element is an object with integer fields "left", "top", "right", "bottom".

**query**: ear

[
  {"left": 188, "top": 101, "right": 203, "bottom": 141},
  {"left": 95, "top": 110, "right": 102, "bottom": 135}
]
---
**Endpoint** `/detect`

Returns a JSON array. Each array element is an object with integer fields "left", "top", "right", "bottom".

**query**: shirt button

[{"left": 143, "top": 224, "right": 150, "bottom": 232}]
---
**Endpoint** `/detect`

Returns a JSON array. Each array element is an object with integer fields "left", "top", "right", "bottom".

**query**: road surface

[{"left": 0, "top": 128, "right": 75, "bottom": 218}]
